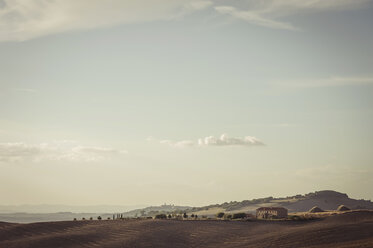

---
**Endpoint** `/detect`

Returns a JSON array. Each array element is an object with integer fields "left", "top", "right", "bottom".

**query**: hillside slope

[
  {"left": 186, "top": 190, "right": 373, "bottom": 216},
  {"left": 1, "top": 211, "right": 373, "bottom": 248}
]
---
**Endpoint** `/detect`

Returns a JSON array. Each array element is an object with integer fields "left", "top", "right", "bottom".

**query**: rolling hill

[
  {"left": 1, "top": 210, "right": 373, "bottom": 248},
  {"left": 183, "top": 190, "right": 373, "bottom": 217}
]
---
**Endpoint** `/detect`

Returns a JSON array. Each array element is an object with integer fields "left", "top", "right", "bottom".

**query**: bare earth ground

[{"left": 1, "top": 211, "right": 373, "bottom": 248}]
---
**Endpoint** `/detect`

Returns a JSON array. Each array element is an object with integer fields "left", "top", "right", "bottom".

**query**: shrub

[
  {"left": 216, "top": 212, "right": 225, "bottom": 218},
  {"left": 183, "top": 213, "right": 188, "bottom": 218},
  {"left": 73, "top": 218, "right": 77, "bottom": 221},
  {"left": 288, "top": 215, "right": 318, "bottom": 221},
  {"left": 155, "top": 214, "right": 167, "bottom": 219},
  {"left": 97, "top": 216, "right": 102, "bottom": 220},
  {"left": 232, "top": 213, "right": 246, "bottom": 219}
]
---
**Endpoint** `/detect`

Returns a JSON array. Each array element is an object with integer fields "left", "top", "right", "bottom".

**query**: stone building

[{"left": 256, "top": 207, "right": 288, "bottom": 219}]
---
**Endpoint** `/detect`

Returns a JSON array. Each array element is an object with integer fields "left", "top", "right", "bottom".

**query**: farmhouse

[{"left": 256, "top": 207, "right": 288, "bottom": 219}]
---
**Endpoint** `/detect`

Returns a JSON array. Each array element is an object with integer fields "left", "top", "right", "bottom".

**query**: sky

[{"left": 0, "top": 0, "right": 373, "bottom": 207}]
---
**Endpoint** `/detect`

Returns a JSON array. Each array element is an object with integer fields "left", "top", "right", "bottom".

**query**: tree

[
  {"left": 191, "top": 214, "right": 195, "bottom": 218},
  {"left": 183, "top": 213, "right": 188, "bottom": 218},
  {"left": 155, "top": 214, "right": 167, "bottom": 219},
  {"left": 73, "top": 218, "right": 77, "bottom": 221},
  {"left": 216, "top": 212, "right": 225, "bottom": 218},
  {"left": 232, "top": 213, "right": 246, "bottom": 219},
  {"left": 97, "top": 216, "right": 102, "bottom": 220},
  {"left": 167, "top": 214, "right": 172, "bottom": 219}
]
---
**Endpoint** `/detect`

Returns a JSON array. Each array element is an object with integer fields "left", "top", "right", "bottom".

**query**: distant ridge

[
  {"left": 182, "top": 190, "right": 373, "bottom": 217},
  {"left": 117, "top": 190, "right": 373, "bottom": 218},
  {"left": 0, "top": 204, "right": 147, "bottom": 214},
  {"left": 1, "top": 190, "right": 372, "bottom": 222}
]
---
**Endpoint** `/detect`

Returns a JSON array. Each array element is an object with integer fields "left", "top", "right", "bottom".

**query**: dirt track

[{"left": 1, "top": 211, "right": 373, "bottom": 248}]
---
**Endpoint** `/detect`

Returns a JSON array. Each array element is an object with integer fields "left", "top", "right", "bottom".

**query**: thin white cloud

[
  {"left": 0, "top": 142, "right": 44, "bottom": 162},
  {"left": 215, "top": 6, "right": 298, "bottom": 31},
  {"left": 72, "top": 146, "right": 127, "bottom": 155},
  {"left": 0, "top": 0, "right": 212, "bottom": 42},
  {"left": 188, "top": 1, "right": 213, "bottom": 10},
  {"left": 198, "top": 134, "right": 264, "bottom": 147},
  {"left": 157, "top": 134, "right": 264, "bottom": 148},
  {"left": 262, "top": 0, "right": 372, "bottom": 14},
  {"left": 0, "top": 141, "right": 127, "bottom": 163},
  {"left": 214, "top": 0, "right": 371, "bottom": 31},
  {"left": 1, "top": 0, "right": 369, "bottom": 40},
  {"left": 276, "top": 76, "right": 373, "bottom": 88},
  {"left": 64, "top": 146, "right": 128, "bottom": 162},
  {"left": 160, "top": 140, "right": 195, "bottom": 148}
]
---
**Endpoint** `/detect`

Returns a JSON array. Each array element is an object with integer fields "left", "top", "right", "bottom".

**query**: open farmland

[{"left": 1, "top": 211, "right": 373, "bottom": 248}]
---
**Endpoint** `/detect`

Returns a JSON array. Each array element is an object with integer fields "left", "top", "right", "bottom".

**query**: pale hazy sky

[{"left": 0, "top": 0, "right": 373, "bottom": 207}]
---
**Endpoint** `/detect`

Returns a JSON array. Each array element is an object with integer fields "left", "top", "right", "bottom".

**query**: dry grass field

[
  {"left": 290, "top": 210, "right": 358, "bottom": 218},
  {"left": 1, "top": 211, "right": 373, "bottom": 248}
]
